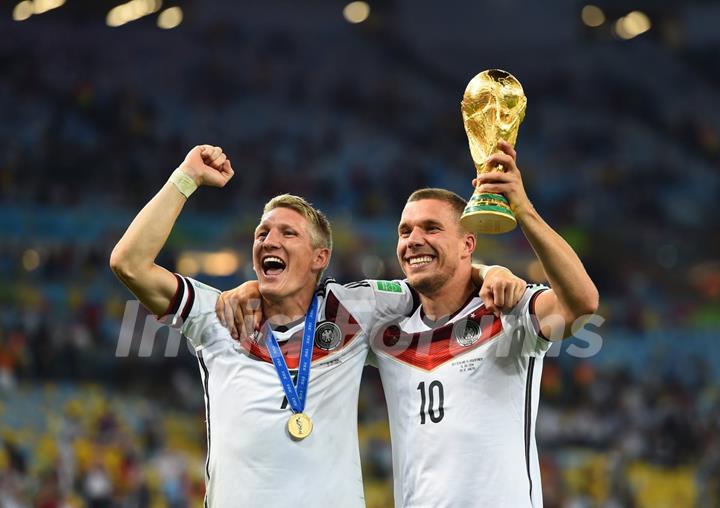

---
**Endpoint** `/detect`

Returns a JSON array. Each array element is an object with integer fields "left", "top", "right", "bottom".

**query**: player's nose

[
  {"left": 263, "top": 228, "right": 283, "bottom": 247},
  {"left": 406, "top": 227, "right": 425, "bottom": 246}
]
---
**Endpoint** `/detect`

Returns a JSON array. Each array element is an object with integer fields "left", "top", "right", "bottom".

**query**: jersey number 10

[{"left": 417, "top": 381, "right": 445, "bottom": 424}]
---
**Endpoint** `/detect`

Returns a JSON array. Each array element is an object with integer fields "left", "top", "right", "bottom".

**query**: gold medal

[{"left": 287, "top": 412, "right": 313, "bottom": 440}]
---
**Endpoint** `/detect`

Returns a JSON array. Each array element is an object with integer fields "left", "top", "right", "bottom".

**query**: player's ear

[
  {"left": 462, "top": 232, "right": 476, "bottom": 259},
  {"left": 311, "top": 247, "right": 331, "bottom": 272}
]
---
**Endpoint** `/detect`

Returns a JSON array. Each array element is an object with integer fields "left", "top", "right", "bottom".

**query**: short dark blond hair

[
  {"left": 406, "top": 188, "right": 467, "bottom": 218},
  {"left": 263, "top": 194, "right": 333, "bottom": 251}
]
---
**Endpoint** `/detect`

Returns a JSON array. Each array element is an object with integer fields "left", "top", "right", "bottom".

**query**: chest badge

[
  {"left": 453, "top": 319, "right": 481, "bottom": 347},
  {"left": 314, "top": 322, "right": 343, "bottom": 351}
]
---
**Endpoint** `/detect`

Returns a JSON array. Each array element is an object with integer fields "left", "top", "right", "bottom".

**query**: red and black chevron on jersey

[
  {"left": 372, "top": 303, "right": 503, "bottom": 371},
  {"left": 239, "top": 289, "right": 364, "bottom": 368}
]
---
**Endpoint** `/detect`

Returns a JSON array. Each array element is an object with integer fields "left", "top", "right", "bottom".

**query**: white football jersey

[
  {"left": 371, "top": 285, "right": 551, "bottom": 508},
  {"left": 165, "top": 275, "right": 415, "bottom": 507}
]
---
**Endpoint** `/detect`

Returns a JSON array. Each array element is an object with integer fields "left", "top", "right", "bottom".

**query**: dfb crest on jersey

[
  {"left": 314, "top": 322, "right": 343, "bottom": 351},
  {"left": 453, "top": 319, "right": 481, "bottom": 347}
]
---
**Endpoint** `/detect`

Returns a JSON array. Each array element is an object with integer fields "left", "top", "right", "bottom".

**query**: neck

[
  {"left": 418, "top": 267, "right": 476, "bottom": 321},
  {"left": 262, "top": 286, "right": 316, "bottom": 326}
]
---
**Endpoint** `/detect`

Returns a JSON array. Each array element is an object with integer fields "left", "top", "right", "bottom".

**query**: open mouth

[
  {"left": 406, "top": 255, "right": 435, "bottom": 267},
  {"left": 262, "top": 256, "right": 287, "bottom": 276}
]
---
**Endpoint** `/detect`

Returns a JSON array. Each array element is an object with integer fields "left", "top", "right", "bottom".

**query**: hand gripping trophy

[{"left": 460, "top": 69, "right": 527, "bottom": 234}]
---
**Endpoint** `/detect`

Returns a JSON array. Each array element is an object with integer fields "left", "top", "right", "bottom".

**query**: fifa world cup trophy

[{"left": 460, "top": 69, "right": 527, "bottom": 234}]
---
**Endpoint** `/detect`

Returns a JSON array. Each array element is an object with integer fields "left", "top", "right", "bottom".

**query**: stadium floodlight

[
  {"left": 581, "top": 5, "right": 605, "bottom": 28},
  {"left": 13, "top": 1, "right": 33, "bottom": 21},
  {"left": 343, "top": 1, "right": 370, "bottom": 24},
  {"left": 157, "top": 6, "right": 183, "bottom": 29},
  {"left": 13, "top": 0, "right": 65, "bottom": 21},
  {"left": 614, "top": 11, "right": 651, "bottom": 40},
  {"left": 106, "top": 0, "right": 163, "bottom": 28}
]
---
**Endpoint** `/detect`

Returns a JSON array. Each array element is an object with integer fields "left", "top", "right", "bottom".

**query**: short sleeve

[
  {"left": 501, "top": 284, "right": 551, "bottom": 356},
  {"left": 163, "top": 274, "right": 229, "bottom": 349},
  {"left": 329, "top": 279, "right": 417, "bottom": 340},
  {"left": 367, "top": 279, "right": 418, "bottom": 322}
]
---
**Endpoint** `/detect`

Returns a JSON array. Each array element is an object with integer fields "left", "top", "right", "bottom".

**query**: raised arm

[
  {"left": 477, "top": 141, "right": 599, "bottom": 339},
  {"left": 110, "top": 145, "right": 234, "bottom": 316}
]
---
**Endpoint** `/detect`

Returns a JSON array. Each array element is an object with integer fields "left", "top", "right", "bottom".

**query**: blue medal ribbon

[{"left": 264, "top": 296, "right": 318, "bottom": 414}]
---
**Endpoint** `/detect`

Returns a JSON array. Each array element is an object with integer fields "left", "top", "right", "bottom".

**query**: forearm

[
  {"left": 110, "top": 181, "right": 187, "bottom": 313},
  {"left": 112, "top": 182, "right": 187, "bottom": 272},
  {"left": 517, "top": 206, "right": 598, "bottom": 317}
]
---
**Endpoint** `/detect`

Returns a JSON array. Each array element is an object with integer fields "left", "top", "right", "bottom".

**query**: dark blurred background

[{"left": 1, "top": 0, "right": 720, "bottom": 506}]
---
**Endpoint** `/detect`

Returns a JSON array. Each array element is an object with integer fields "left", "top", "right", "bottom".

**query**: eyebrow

[
  {"left": 255, "top": 222, "right": 303, "bottom": 233},
  {"left": 398, "top": 219, "right": 444, "bottom": 231}
]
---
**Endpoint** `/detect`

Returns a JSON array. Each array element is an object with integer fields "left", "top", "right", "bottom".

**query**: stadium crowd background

[{"left": 1, "top": 0, "right": 720, "bottom": 506}]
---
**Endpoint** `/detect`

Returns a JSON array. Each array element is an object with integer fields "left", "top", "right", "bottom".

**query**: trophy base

[{"left": 460, "top": 193, "right": 517, "bottom": 234}]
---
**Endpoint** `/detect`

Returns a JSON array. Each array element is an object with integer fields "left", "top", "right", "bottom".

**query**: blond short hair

[
  {"left": 406, "top": 188, "right": 467, "bottom": 218},
  {"left": 263, "top": 194, "right": 333, "bottom": 251}
]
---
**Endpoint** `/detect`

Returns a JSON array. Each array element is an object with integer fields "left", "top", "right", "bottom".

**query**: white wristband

[{"left": 169, "top": 168, "right": 198, "bottom": 198}]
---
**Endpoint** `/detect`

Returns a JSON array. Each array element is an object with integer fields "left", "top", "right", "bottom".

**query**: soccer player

[
  {"left": 220, "top": 141, "right": 599, "bottom": 507},
  {"left": 371, "top": 141, "right": 598, "bottom": 507},
  {"left": 109, "top": 145, "right": 523, "bottom": 507}
]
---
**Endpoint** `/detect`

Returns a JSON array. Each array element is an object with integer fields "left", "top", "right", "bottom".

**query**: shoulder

[
  {"left": 166, "top": 274, "right": 220, "bottom": 326},
  {"left": 318, "top": 278, "right": 418, "bottom": 325},
  {"left": 330, "top": 279, "right": 417, "bottom": 307}
]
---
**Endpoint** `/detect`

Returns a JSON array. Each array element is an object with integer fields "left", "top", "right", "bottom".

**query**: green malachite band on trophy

[
  {"left": 470, "top": 193, "right": 507, "bottom": 203},
  {"left": 464, "top": 192, "right": 514, "bottom": 216},
  {"left": 463, "top": 204, "right": 513, "bottom": 215}
]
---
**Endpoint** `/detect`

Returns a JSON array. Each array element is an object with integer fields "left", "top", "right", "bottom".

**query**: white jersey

[
  {"left": 371, "top": 285, "right": 551, "bottom": 508},
  {"left": 166, "top": 275, "right": 415, "bottom": 508}
]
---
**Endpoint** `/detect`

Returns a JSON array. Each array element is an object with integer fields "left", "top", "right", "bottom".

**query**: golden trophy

[{"left": 460, "top": 69, "right": 527, "bottom": 234}]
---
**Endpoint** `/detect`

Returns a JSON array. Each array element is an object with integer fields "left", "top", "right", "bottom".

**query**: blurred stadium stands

[{"left": 1, "top": 0, "right": 720, "bottom": 506}]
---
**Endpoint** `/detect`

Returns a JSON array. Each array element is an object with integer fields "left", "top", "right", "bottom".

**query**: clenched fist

[{"left": 178, "top": 145, "right": 234, "bottom": 188}]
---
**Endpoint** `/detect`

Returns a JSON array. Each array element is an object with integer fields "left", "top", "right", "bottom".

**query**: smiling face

[
  {"left": 253, "top": 207, "right": 330, "bottom": 301},
  {"left": 397, "top": 198, "right": 476, "bottom": 295}
]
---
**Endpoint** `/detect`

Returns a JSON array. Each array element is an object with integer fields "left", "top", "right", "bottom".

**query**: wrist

[
  {"left": 169, "top": 168, "right": 199, "bottom": 198},
  {"left": 176, "top": 164, "right": 203, "bottom": 186},
  {"left": 479, "top": 264, "right": 508, "bottom": 280},
  {"left": 513, "top": 201, "right": 537, "bottom": 223}
]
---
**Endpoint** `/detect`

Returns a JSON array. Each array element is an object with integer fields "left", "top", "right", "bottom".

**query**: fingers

[
  {"left": 222, "top": 159, "right": 234, "bottom": 176},
  {"left": 512, "top": 280, "right": 526, "bottom": 307},
  {"left": 472, "top": 174, "right": 511, "bottom": 188},
  {"left": 475, "top": 172, "right": 512, "bottom": 184},
  {"left": 233, "top": 305, "right": 247, "bottom": 341},
  {"left": 497, "top": 140, "right": 517, "bottom": 161},
  {"left": 222, "top": 292, "right": 242, "bottom": 340},
  {"left": 493, "top": 284, "right": 505, "bottom": 309},
  {"left": 475, "top": 170, "right": 514, "bottom": 195},
  {"left": 215, "top": 294, "right": 226, "bottom": 327},
  {"left": 485, "top": 152, "right": 516, "bottom": 172},
  {"left": 215, "top": 293, "right": 240, "bottom": 339},
  {"left": 503, "top": 284, "right": 515, "bottom": 311},
  {"left": 229, "top": 301, "right": 243, "bottom": 340},
  {"left": 213, "top": 153, "right": 228, "bottom": 169},
  {"left": 200, "top": 145, "right": 220, "bottom": 160},
  {"left": 215, "top": 292, "right": 262, "bottom": 342},
  {"left": 226, "top": 300, "right": 240, "bottom": 340},
  {"left": 201, "top": 145, "right": 228, "bottom": 170},
  {"left": 479, "top": 285, "right": 499, "bottom": 317},
  {"left": 252, "top": 305, "right": 262, "bottom": 334},
  {"left": 478, "top": 183, "right": 512, "bottom": 195}
]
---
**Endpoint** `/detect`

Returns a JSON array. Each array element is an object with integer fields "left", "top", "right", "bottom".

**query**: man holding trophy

[
  {"left": 367, "top": 70, "right": 599, "bottom": 507},
  {"left": 219, "top": 69, "right": 599, "bottom": 507}
]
